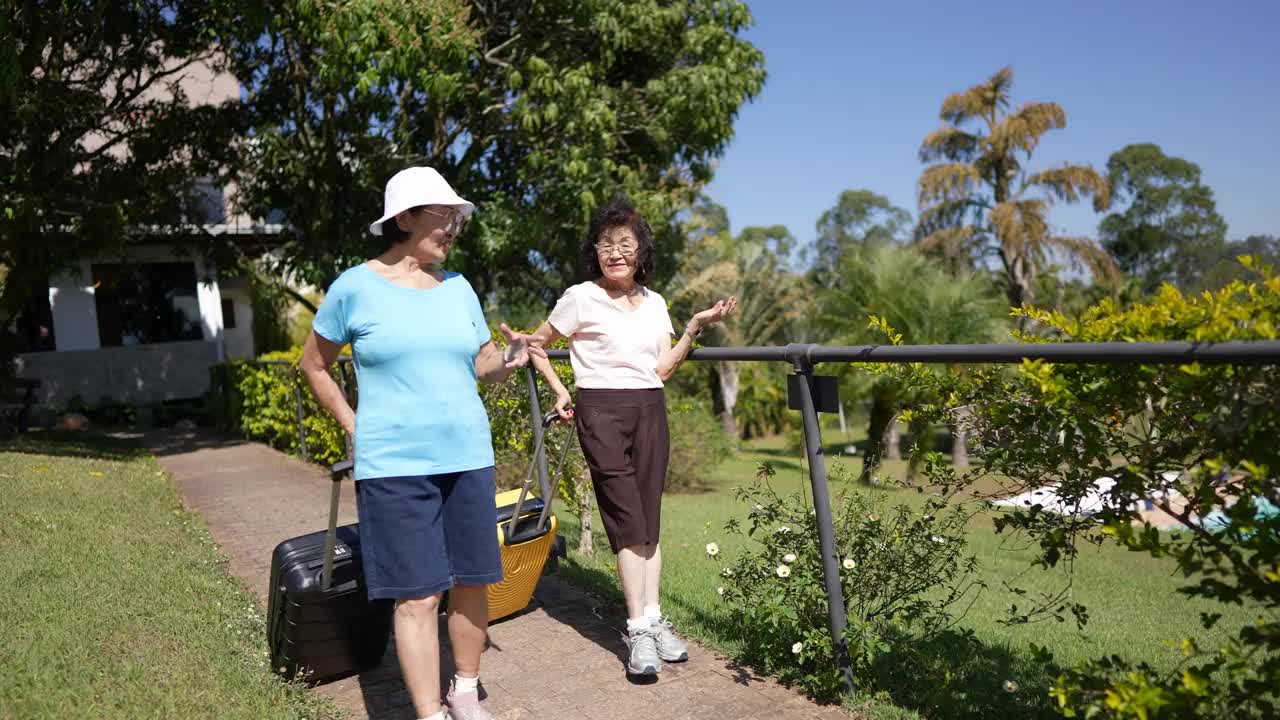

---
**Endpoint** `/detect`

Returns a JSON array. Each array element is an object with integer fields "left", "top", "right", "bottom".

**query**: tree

[
  {"left": 1196, "top": 234, "right": 1279, "bottom": 293},
  {"left": 229, "top": 0, "right": 766, "bottom": 304},
  {"left": 808, "top": 189, "right": 911, "bottom": 286},
  {"left": 916, "top": 67, "right": 1117, "bottom": 313},
  {"left": 1099, "top": 143, "right": 1228, "bottom": 294},
  {"left": 672, "top": 200, "right": 810, "bottom": 441},
  {"left": 805, "top": 189, "right": 914, "bottom": 459},
  {"left": 736, "top": 224, "right": 796, "bottom": 266},
  {"left": 1, "top": 1, "right": 250, "bottom": 340},
  {"left": 817, "top": 244, "right": 1005, "bottom": 484}
]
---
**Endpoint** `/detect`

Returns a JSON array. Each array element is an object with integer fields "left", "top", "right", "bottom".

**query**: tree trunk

[
  {"left": 859, "top": 393, "right": 896, "bottom": 485},
  {"left": 885, "top": 421, "right": 901, "bottom": 460},
  {"left": 1144, "top": 395, "right": 1159, "bottom": 441},
  {"left": 951, "top": 406, "right": 970, "bottom": 468},
  {"left": 1007, "top": 253, "right": 1036, "bottom": 317},
  {"left": 904, "top": 416, "right": 931, "bottom": 486},
  {"left": 716, "top": 360, "right": 740, "bottom": 443},
  {"left": 576, "top": 468, "right": 594, "bottom": 558}
]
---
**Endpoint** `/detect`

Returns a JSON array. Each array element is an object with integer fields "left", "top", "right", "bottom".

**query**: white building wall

[
  {"left": 16, "top": 341, "right": 222, "bottom": 408},
  {"left": 219, "top": 282, "right": 257, "bottom": 361},
  {"left": 194, "top": 258, "right": 226, "bottom": 361},
  {"left": 49, "top": 262, "right": 100, "bottom": 351}
]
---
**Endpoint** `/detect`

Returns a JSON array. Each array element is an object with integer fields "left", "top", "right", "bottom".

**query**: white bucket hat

[{"left": 368, "top": 166, "right": 475, "bottom": 236}]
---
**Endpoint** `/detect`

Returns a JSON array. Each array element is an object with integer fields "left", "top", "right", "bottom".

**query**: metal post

[
  {"left": 792, "top": 355, "right": 854, "bottom": 693},
  {"left": 524, "top": 366, "right": 552, "bottom": 501},
  {"left": 292, "top": 374, "right": 309, "bottom": 462}
]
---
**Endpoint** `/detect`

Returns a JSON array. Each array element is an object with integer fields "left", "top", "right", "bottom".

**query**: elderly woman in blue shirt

[{"left": 301, "top": 167, "right": 539, "bottom": 720}]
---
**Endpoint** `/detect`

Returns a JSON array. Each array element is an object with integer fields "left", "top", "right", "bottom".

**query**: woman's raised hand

[
  {"left": 691, "top": 296, "right": 738, "bottom": 332},
  {"left": 499, "top": 323, "right": 547, "bottom": 369}
]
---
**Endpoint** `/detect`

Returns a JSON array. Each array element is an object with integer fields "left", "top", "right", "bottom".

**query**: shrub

[
  {"left": 65, "top": 394, "right": 137, "bottom": 427},
  {"left": 879, "top": 257, "right": 1280, "bottom": 719},
  {"left": 210, "top": 347, "right": 349, "bottom": 465},
  {"left": 667, "top": 395, "right": 733, "bottom": 491},
  {"left": 62, "top": 394, "right": 209, "bottom": 429},
  {"left": 734, "top": 361, "right": 793, "bottom": 439},
  {"left": 711, "top": 463, "right": 982, "bottom": 701}
]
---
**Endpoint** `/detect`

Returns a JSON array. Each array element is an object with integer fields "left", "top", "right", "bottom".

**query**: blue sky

[{"left": 704, "top": 0, "right": 1280, "bottom": 250}]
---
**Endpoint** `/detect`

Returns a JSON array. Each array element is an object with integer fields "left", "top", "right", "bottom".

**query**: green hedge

[{"left": 209, "top": 347, "right": 349, "bottom": 466}]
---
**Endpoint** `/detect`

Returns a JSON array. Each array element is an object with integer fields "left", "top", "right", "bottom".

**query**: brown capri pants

[{"left": 575, "top": 388, "right": 670, "bottom": 554}]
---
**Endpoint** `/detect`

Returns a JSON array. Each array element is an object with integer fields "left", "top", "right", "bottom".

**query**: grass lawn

[
  {"left": 0, "top": 433, "right": 337, "bottom": 720},
  {"left": 552, "top": 431, "right": 1262, "bottom": 719}
]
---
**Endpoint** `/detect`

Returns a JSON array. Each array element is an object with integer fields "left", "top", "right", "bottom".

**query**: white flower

[
  {"left": 721, "top": 567, "right": 735, "bottom": 578},
  {"left": 706, "top": 542, "right": 720, "bottom": 557},
  {"left": 776, "top": 526, "right": 791, "bottom": 534},
  {"left": 754, "top": 504, "right": 764, "bottom": 511},
  {"left": 717, "top": 586, "right": 725, "bottom": 596},
  {"left": 791, "top": 641, "right": 803, "bottom": 654},
  {"left": 776, "top": 564, "right": 792, "bottom": 578},
  {"left": 931, "top": 535, "right": 945, "bottom": 544},
  {"left": 1003, "top": 679, "right": 1020, "bottom": 693},
  {"left": 783, "top": 553, "right": 797, "bottom": 563},
  {"left": 843, "top": 558, "right": 856, "bottom": 570}
]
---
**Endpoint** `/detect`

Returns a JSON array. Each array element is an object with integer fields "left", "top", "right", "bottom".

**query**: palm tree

[
  {"left": 817, "top": 244, "right": 1005, "bottom": 483},
  {"left": 917, "top": 67, "right": 1117, "bottom": 313},
  {"left": 672, "top": 202, "right": 811, "bottom": 441}
]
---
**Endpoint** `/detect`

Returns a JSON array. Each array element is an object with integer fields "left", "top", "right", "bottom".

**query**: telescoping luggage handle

[
  {"left": 320, "top": 434, "right": 355, "bottom": 592},
  {"left": 320, "top": 458, "right": 352, "bottom": 591},
  {"left": 505, "top": 409, "right": 575, "bottom": 543},
  {"left": 320, "top": 412, "right": 572, "bottom": 591}
]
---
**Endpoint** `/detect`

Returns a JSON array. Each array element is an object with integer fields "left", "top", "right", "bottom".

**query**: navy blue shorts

[{"left": 355, "top": 466, "right": 504, "bottom": 600}]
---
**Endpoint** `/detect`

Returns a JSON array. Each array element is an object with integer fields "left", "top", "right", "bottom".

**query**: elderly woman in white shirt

[{"left": 529, "top": 195, "right": 735, "bottom": 677}]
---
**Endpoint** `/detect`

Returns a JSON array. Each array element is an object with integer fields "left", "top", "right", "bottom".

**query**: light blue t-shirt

[{"left": 312, "top": 264, "right": 494, "bottom": 480}]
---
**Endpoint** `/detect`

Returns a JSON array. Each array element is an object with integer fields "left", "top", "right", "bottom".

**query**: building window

[
  {"left": 13, "top": 282, "right": 56, "bottom": 352},
  {"left": 92, "top": 262, "right": 204, "bottom": 346},
  {"left": 222, "top": 298, "right": 236, "bottom": 329},
  {"left": 191, "top": 177, "right": 227, "bottom": 224}
]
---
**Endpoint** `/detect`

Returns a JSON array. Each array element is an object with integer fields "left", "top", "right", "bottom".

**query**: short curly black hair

[{"left": 582, "top": 194, "right": 655, "bottom": 285}]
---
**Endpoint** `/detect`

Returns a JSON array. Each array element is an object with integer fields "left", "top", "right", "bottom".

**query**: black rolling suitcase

[{"left": 267, "top": 458, "right": 393, "bottom": 684}]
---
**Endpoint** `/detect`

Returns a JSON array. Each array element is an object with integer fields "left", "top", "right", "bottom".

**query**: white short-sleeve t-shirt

[{"left": 547, "top": 281, "right": 676, "bottom": 389}]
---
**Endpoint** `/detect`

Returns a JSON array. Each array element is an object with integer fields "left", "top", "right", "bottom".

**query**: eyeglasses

[
  {"left": 421, "top": 206, "right": 467, "bottom": 235},
  {"left": 595, "top": 241, "right": 637, "bottom": 257}
]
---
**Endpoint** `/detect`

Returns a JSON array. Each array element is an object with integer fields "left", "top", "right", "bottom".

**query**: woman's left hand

[
  {"left": 691, "top": 296, "right": 738, "bottom": 332},
  {"left": 499, "top": 323, "right": 547, "bottom": 369}
]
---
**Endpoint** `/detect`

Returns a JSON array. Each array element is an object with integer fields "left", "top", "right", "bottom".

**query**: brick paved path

[{"left": 142, "top": 431, "right": 845, "bottom": 720}]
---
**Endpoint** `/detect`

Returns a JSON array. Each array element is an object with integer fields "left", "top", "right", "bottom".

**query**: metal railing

[
  {"left": 532, "top": 339, "right": 1280, "bottom": 692},
  {"left": 213, "top": 357, "right": 356, "bottom": 462},
  {"left": 221, "top": 339, "right": 1280, "bottom": 692}
]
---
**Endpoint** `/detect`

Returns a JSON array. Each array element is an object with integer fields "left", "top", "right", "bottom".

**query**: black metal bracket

[{"left": 787, "top": 373, "right": 840, "bottom": 414}]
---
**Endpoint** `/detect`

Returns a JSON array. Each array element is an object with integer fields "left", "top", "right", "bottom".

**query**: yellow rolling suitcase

[{"left": 487, "top": 410, "right": 573, "bottom": 622}]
